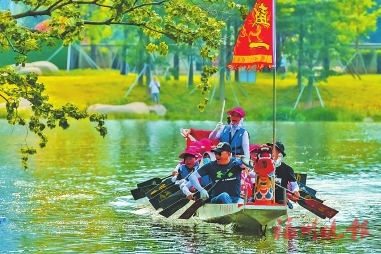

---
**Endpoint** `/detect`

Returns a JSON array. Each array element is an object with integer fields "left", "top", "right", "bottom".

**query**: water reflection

[{"left": 0, "top": 120, "right": 380, "bottom": 252}]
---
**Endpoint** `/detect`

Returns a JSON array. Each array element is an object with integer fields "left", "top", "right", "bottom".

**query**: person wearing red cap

[
  {"left": 180, "top": 150, "right": 215, "bottom": 196},
  {"left": 172, "top": 147, "right": 200, "bottom": 184},
  {"left": 209, "top": 107, "right": 250, "bottom": 158},
  {"left": 249, "top": 144, "right": 261, "bottom": 161}
]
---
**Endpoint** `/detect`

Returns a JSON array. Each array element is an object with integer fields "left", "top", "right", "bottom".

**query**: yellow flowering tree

[{"left": 0, "top": 0, "right": 247, "bottom": 168}]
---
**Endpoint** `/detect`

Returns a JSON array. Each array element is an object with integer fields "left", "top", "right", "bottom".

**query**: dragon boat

[
  {"left": 192, "top": 202, "right": 287, "bottom": 233},
  {"left": 175, "top": 138, "right": 290, "bottom": 234},
  {"left": 131, "top": 128, "right": 338, "bottom": 235}
]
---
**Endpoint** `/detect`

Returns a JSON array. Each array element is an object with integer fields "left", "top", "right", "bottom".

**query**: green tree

[
  {"left": 335, "top": 0, "right": 381, "bottom": 76},
  {"left": 80, "top": 4, "right": 113, "bottom": 64},
  {"left": 0, "top": 0, "right": 246, "bottom": 168},
  {"left": 277, "top": 0, "right": 380, "bottom": 107}
]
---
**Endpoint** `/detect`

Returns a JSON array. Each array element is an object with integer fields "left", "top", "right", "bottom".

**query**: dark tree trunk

[
  {"left": 188, "top": 55, "right": 194, "bottom": 86},
  {"left": 173, "top": 53, "right": 180, "bottom": 80},
  {"left": 306, "top": 75, "right": 314, "bottom": 108},
  {"left": 145, "top": 63, "right": 151, "bottom": 96},
  {"left": 297, "top": 24, "right": 304, "bottom": 89},
  {"left": 90, "top": 44, "right": 97, "bottom": 66},
  {"left": 120, "top": 29, "right": 128, "bottom": 75},
  {"left": 138, "top": 63, "right": 144, "bottom": 86}
]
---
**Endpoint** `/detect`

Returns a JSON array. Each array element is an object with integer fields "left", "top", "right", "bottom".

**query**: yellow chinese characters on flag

[{"left": 227, "top": 0, "right": 274, "bottom": 71}]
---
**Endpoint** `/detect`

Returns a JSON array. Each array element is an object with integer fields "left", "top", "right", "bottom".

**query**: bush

[
  {"left": 259, "top": 106, "right": 305, "bottom": 121},
  {"left": 302, "top": 107, "right": 338, "bottom": 121},
  {"left": 372, "top": 114, "right": 381, "bottom": 122}
]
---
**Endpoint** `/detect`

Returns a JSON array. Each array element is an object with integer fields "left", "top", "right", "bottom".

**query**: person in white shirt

[{"left": 149, "top": 76, "right": 161, "bottom": 104}]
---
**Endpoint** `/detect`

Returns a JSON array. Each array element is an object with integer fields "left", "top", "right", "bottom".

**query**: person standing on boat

[
  {"left": 208, "top": 107, "right": 250, "bottom": 158},
  {"left": 268, "top": 141, "right": 300, "bottom": 203},
  {"left": 185, "top": 142, "right": 249, "bottom": 204}
]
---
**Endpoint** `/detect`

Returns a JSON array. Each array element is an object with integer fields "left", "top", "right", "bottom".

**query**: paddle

[
  {"left": 295, "top": 189, "right": 325, "bottom": 218},
  {"left": 299, "top": 189, "right": 324, "bottom": 203},
  {"left": 145, "top": 176, "right": 174, "bottom": 199},
  {"left": 295, "top": 173, "right": 307, "bottom": 185},
  {"left": 298, "top": 182, "right": 317, "bottom": 197},
  {"left": 159, "top": 189, "right": 185, "bottom": 210},
  {"left": 179, "top": 161, "right": 237, "bottom": 220},
  {"left": 153, "top": 166, "right": 199, "bottom": 209},
  {"left": 137, "top": 174, "right": 171, "bottom": 188},
  {"left": 130, "top": 184, "right": 157, "bottom": 200},
  {"left": 296, "top": 198, "right": 327, "bottom": 219},
  {"left": 159, "top": 183, "right": 211, "bottom": 218},
  {"left": 276, "top": 184, "right": 338, "bottom": 219},
  {"left": 149, "top": 167, "right": 199, "bottom": 210},
  {"left": 179, "top": 128, "right": 197, "bottom": 142},
  {"left": 148, "top": 183, "right": 179, "bottom": 210},
  {"left": 159, "top": 197, "right": 192, "bottom": 218}
]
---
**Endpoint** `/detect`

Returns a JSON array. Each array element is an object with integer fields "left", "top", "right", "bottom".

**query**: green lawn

[{"left": 3, "top": 69, "right": 381, "bottom": 121}]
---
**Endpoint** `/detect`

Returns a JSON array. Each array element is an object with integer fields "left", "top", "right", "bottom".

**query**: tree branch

[
  {"left": 1, "top": 33, "right": 25, "bottom": 55},
  {"left": 12, "top": 0, "right": 169, "bottom": 19},
  {"left": 0, "top": 94, "right": 9, "bottom": 103},
  {"left": 126, "top": 0, "right": 168, "bottom": 12},
  {"left": 83, "top": 20, "right": 178, "bottom": 42}
]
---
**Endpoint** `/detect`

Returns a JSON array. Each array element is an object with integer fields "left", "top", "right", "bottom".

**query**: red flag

[{"left": 227, "top": 0, "right": 275, "bottom": 71}]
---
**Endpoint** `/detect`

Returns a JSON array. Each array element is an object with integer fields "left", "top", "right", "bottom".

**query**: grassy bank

[{"left": 2, "top": 69, "right": 381, "bottom": 122}]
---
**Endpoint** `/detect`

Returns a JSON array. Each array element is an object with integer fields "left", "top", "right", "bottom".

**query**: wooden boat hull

[{"left": 194, "top": 202, "right": 287, "bottom": 230}]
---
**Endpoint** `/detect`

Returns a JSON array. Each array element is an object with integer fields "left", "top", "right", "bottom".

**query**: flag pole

[
  {"left": 272, "top": 0, "right": 277, "bottom": 154},
  {"left": 226, "top": 1, "right": 276, "bottom": 147}
]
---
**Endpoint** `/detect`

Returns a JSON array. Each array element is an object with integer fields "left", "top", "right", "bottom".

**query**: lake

[{"left": 1, "top": 120, "right": 380, "bottom": 253}]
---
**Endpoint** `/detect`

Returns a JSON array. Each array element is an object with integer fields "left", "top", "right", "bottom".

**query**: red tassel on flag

[{"left": 227, "top": 0, "right": 275, "bottom": 71}]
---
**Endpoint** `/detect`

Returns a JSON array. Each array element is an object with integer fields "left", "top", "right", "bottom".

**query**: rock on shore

[
  {"left": 87, "top": 102, "right": 166, "bottom": 116},
  {"left": 0, "top": 100, "right": 166, "bottom": 116}
]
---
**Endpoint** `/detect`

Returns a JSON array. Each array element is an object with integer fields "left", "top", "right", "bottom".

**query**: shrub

[{"left": 302, "top": 107, "right": 338, "bottom": 121}]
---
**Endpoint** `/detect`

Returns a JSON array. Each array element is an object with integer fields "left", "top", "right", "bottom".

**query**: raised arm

[{"left": 209, "top": 123, "right": 224, "bottom": 140}]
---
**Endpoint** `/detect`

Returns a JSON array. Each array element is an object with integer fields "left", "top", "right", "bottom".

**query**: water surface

[{"left": 0, "top": 120, "right": 380, "bottom": 253}]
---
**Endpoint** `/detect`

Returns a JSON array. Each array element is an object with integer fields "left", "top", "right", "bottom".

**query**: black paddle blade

[
  {"left": 298, "top": 182, "right": 317, "bottom": 197},
  {"left": 137, "top": 174, "right": 172, "bottom": 188},
  {"left": 158, "top": 185, "right": 208, "bottom": 218},
  {"left": 159, "top": 190, "right": 185, "bottom": 210},
  {"left": 149, "top": 184, "right": 179, "bottom": 210},
  {"left": 295, "top": 173, "right": 307, "bottom": 185},
  {"left": 145, "top": 177, "right": 174, "bottom": 199},
  {"left": 178, "top": 198, "right": 206, "bottom": 219},
  {"left": 130, "top": 184, "right": 156, "bottom": 200},
  {"left": 137, "top": 177, "right": 162, "bottom": 188},
  {"left": 159, "top": 198, "right": 190, "bottom": 218}
]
